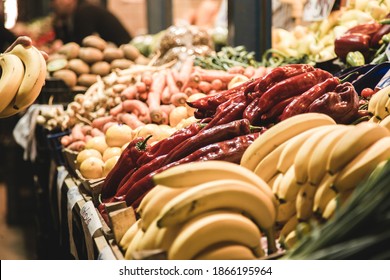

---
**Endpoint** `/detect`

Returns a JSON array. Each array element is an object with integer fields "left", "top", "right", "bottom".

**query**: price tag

[
  {"left": 57, "top": 166, "right": 68, "bottom": 225},
  {"left": 67, "top": 186, "right": 84, "bottom": 210},
  {"left": 80, "top": 201, "right": 103, "bottom": 236},
  {"left": 303, "top": 0, "right": 336, "bottom": 21},
  {"left": 98, "top": 245, "right": 116, "bottom": 260}
]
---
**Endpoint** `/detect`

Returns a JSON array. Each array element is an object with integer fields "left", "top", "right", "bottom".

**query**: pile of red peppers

[{"left": 98, "top": 64, "right": 362, "bottom": 223}]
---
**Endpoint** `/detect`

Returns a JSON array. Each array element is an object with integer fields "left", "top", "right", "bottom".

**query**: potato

[
  {"left": 103, "top": 47, "right": 124, "bottom": 62},
  {"left": 134, "top": 55, "right": 150, "bottom": 65},
  {"left": 77, "top": 73, "right": 98, "bottom": 87},
  {"left": 47, "top": 57, "right": 68, "bottom": 73},
  {"left": 90, "top": 61, "right": 111, "bottom": 76},
  {"left": 110, "top": 58, "right": 133, "bottom": 70},
  {"left": 58, "top": 42, "right": 80, "bottom": 59},
  {"left": 121, "top": 44, "right": 141, "bottom": 61},
  {"left": 82, "top": 35, "right": 107, "bottom": 51},
  {"left": 78, "top": 47, "right": 104, "bottom": 64},
  {"left": 53, "top": 69, "right": 78, "bottom": 88},
  {"left": 67, "top": 58, "right": 90, "bottom": 75}
]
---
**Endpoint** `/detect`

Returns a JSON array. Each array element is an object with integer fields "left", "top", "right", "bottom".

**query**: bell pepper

[
  {"left": 346, "top": 51, "right": 366, "bottom": 67},
  {"left": 334, "top": 33, "right": 371, "bottom": 60}
]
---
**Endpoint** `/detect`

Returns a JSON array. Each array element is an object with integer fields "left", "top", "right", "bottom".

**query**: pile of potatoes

[{"left": 47, "top": 35, "right": 150, "bottom": 91}]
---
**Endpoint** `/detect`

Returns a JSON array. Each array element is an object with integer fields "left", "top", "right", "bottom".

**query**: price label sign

[
  {"left": 303, "top": 0, "right": 336, "bottom": 21},
  {"left": 98, "top": 245, "right": 116, "bottom": 260},
  {"left": 80, "top": 201, "right": 102, "bottom": 236},
  {"left": 67, "top": 185, "right": 84, "bottom": 210}
]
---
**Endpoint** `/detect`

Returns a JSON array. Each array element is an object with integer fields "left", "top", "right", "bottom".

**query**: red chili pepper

[
  {"left": 279, "top": 77, "right": 340, "bottom": 121},
  {"left": 371, "top": 24, "right": 390, "bottom": 47},
  {"left": 334, "top": 33, "right": 371, "bottom": 60},
  {"left": 136, "top": 122, "right": 204, "bottom": 166},
  {"left": 162, "top": 118, "right": 252, "bottom": 165},
  {"left": 126, "top": 132, "right": 262, "bottom": 209},
  {"left": 257, "top": 69, "right": 333, "bottom": 115},
  {"left": 203, "top": 99, "right": 249, "bottom": 129},
  {"left": 100, "top": 135, "right": 150, "bottom": 200},
  {"left": 242, "top": 97, "right": 261, "bottom": 125},
  {"left": 261, "top": 96, "right": 297, "bottom": 125},
  {"left": 308, "top": 82, "right": 359, "bottom": 124},
  {"left": 252, "top": 64, "right": 315, "bottom": 94}
]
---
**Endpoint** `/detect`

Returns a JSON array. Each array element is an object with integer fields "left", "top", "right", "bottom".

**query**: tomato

[{"left": 361, "top": 88, "right": 375, "bottom": 99}]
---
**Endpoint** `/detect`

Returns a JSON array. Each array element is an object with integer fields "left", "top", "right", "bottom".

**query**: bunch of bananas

[
  {"left": 0, "top": 44, "right": 47, "bottom": 118},
  {"left": 118, "top": 161, "right": 278, "bottom": 260},
  {"left": 367, "top": 85, "right": 390, "bottom": 127},
  {"left": 240, "top": 113, "right": 390, "bottom": 249}
]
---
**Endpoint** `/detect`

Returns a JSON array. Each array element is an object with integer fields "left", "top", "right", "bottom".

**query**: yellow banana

[
  {"left": 138, "top": 185, "right": 188, "bottom": 231},
  {"left": 295, "top": 183, "right": 317, "bottom": 221},
  {"left": 136, "top": 185, "right": 167, "bottom": 217},
  {"left": 276, "top": 127, "right": 324, "bottom": 174},
  {"left": 367, "top": 85, "right": 389, "bottom": 115},
  {"left": 152, "top": 160, "right": 277, "bottom": 207},
  {"left": 0, "top": 44, "right": 47, "bottom": 118},
  {"left": 194, "top": 242, "right": 257, "bottom": 260},
  {"left": 253, "top": 141, "right": 288, "bottom": 182},
  {"left": 240, "top": 113, "right": 336, "bottom": 171},
  {"left": 276, "top": 200, "right": 296, "bottom": 224},
  {"left": 312, "top": 174, "right": 337, "bottom": 217},
  {"left": 276, "top": 165, "right": 301, "bottom": 203},
  {"left": 136, "top": 219, "right": 182, "bottom": 252},
  {"left": 379, "top": 114, "right": 390, "bottom": 132},
  {"left": 119, "top": 219, "right": 142, "bottom": 252},
  {"left": 321, "top": 197, "right": 337, "bottom": 221},
  {"left": 374, "top": 85, "right": 390, "bottom": 121},
  {"left": 282, "top": 229, "right": 297, "bottom": 250},
  {"left": 124, "top": 228, "right": 144, "bottom": 260},
  {"left": 333, "top": 136, "right": 390, "bottom": 192},
  {"left": 327, "top": 122, "right": 390, "bottom": 175},
  {"left": 279, "top": 214, "right": 298, "bottom": 239},
  {"left": 168, "top": 211, "right": 264, "bottom": 260},
  {"left": 0, "top": 53, "right": 25, "bottom": 113},
  {"left": 155, "top": 178, "right": 277, "bottom": 254},
  {"left": 307, "top": 125, "right": 352, "bottom": 186},
  {"left": 294, "top": 125, "right": 341, "bottom": 184},
  {"left": 270, "top": 172, "right": 284, "bottom": 195}
]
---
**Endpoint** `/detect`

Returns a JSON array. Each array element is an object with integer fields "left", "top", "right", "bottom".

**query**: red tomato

[{"left": 361, "top": 88, "right": 375, "bottom": 99}]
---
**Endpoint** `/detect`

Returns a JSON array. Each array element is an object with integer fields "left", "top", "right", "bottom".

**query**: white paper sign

[
  {"left": 303, "top": 0, "right": 336, "bottom": 21},
  {"left": 97, "top": 245, "right": 116, "bottom": 260},
  {"left": 80, "top": 201, "right": 102, "bottom": 236},
  {"left": 67, "top": 185, "right": 84, "bottom": 210}
]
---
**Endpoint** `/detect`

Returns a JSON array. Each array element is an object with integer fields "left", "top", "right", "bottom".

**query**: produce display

[{"left": 8, "top": 0, "right": 390, "bottom": 261}]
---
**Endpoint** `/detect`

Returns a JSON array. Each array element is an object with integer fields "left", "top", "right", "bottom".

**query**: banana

[
  {"left": 367, "top": 86, "right": 389, "bottom": 115},
  {"left": 379, "top": 114, "right": 390, "bottom": 132},
  {"left": 276, "top": 200, "right": 296, "bottom": 224},
  {"left": 119, "top": 219, "right": 142, "bottom": 252},
  {"left": 276, "top": 165, "right": 301, "bottom": 203},
  {"left": 167, "top": 211, "right": 264, "bottom": 260},
  {"left": 136, "top": 219, "right": 182, "bottom": 252},
  {"left": 138, "top": 185, "right": 188, "bottom": 231},
  {"left": 368, "top": 116, "right": 380, "bottom": 123},
  {"left": 312, "top": 174, "right": 337, "bottom": 217},
  {"left": 374, "top": 85, "right": 390, "bottom": 121},
  {"left": 136, "top": 185, "right": 167, "bottom": 218},
  {"left": 152, "top": 160, "right": 277, "bottom": 207},
  {"left": 155, "top": 178, "right": 277, "bottom": 254},
  {"left": 327, "top": 122, "right": 390, "bottom": 175},
  {"left": 294, "top": 125, "right": 341, "bottom": 184},
  {"left": 270, "top": 172, "right": 284, "bottom": 196},
  {"left": 277, "top": 126, "right": 326, "bottom": 174},
  {"left": 279, "top": 214, "right": 298, "bottom": 239},
  {"left": 0, "top": 53, "right": 25, "bottom": 113},
  {"left": 321, "top": 197, "right": 337, "bottom": 221},
  {"left": 253, "top": 141, "right": 288, "bottom": 182},
  {"left": 295, "top": 183, "right": 317, "bottom": 221},
  {"left": 124, "top": 228, "right": 144, "bottom": 260},
  {"left": 240, "top": 113, "right": 336, "bottom": 171},
  {"left": 333, "top": 136, "right": 390, "bottom": 193},
  {"left": 282, "top": 229, "right": 297, "bottom": 250},
  {"left": 307, "top": 125, "right": 352, "bottom": 186},
  {"left": 194, "top": 242, "right": 257, "bottom": 260},
  {"left": 0, "top": 44, "right": 47, "bottom": 118}
]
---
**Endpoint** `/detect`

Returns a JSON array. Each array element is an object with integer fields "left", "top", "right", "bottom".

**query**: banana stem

[{"left": 266, "top": 226, "right": 278, "bottom": 255}]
